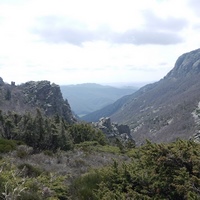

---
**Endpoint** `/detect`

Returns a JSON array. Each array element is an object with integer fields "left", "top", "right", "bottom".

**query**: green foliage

[
  {"left": 70, "top": 170, "right": 104, "bottom": 200},
  {"left": 0, "top": 110, "right": 107, "bottom": 152},
  {"left": 18, "top": 163, "right": 43, "bottom": 178},
  {"left": 43, "top": 150, "right": 54, "bottom": 157},
  {"left": 0, "top": 159, "right": 69, "bottom": 199},
  {"left": 0, "top": 138, "right": 20, "bottom": 153},
  {"left": 68, "top": 123, "right": 107, "bottom": 145},
  {"left": 70, "top": 140, "right": 200, "bottom": 199}
]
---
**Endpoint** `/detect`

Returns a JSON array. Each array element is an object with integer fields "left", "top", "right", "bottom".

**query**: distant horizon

[
  {"left": 59, "top": 81, "right": 153, "bottom": 88},
  {"left": 3, "top": 76, "right": 154, "bottom": 89}
]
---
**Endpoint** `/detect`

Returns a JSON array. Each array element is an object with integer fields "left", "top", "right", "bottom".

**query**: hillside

[
  {"left": 60, "top": 83, "right": 137, "bottom": 117},
  {"left": 82, "top": 48, "right": 200, "bottom": 144}
]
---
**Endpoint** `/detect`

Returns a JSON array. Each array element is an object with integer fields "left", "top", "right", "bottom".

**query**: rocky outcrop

[
  {"left": 92, "top": 117, "right": 134, "bottom": 144},
  {"left": 19, "top": 81, "right": 75, "bottom": 123},
  {"left": 0, "top": 79, "right": 76, "bottom": 123},
  {"left": 0, "top": 77, "right": 4, "bottom": 86}
]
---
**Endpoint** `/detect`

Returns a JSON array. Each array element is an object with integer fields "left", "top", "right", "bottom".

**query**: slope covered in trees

[{"left": 0, "top": 109, "right": 106, "bottom": 152}]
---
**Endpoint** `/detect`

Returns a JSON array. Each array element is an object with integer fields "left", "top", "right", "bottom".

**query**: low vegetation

[
  {"left": 70, "top": 140, "right": 200, "bottom": 199},
  {"left": 0, "top": 110, "right": 199, "bottom": 199}
]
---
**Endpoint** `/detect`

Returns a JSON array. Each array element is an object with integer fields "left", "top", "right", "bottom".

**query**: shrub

[
  {"left": 16, "top": 145, "right": 33, "bottom": 159},
  {"left": 18, "top": 163, "right": 43, "bottom": 178},
  {"left": 43, "top": 150, "right": 54, "bottom": 157},
  {"left": 0, "top": 138, "right": 18, "bottom": 153},
  {"left": 70, "top": 171, "right": 104, "bottom": 200},
  {"left": 69, "top": 140, "right": 200, "bottom": 199}
]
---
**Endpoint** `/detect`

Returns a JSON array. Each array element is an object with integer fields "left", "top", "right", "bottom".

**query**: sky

[{"left": 0, "top": 0, "right": 200, "bottom": 86}]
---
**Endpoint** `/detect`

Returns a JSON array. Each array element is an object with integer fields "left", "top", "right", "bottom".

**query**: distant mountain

[
  {"left": 0, "top": 79, "right": 75, "bottom": 123},
  {"left": 60, "top": 83, "right": 137, "bottom": 117},
  {"left": 82, "top": 48, "right": 200, "bottom": 144},
  {"left": 81, "top": 94, "right": 131, "bottom": 122}
]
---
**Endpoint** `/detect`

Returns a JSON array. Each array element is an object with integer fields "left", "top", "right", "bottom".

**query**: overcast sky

[{"left": 0, "top": 0, "right": 200, "bottom": 86}]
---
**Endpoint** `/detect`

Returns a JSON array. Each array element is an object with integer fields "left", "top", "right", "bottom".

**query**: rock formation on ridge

[{"left": 0, "top": 78, "right": 76, "bottom": 123}]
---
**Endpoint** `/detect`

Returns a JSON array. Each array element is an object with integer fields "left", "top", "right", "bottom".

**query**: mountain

[
  {"left": 60, "top": 83, "right": 137, "bottom": 116},
  {"left": 81, "top": 94, "right": 131, "bottom": 122},
  {"left": 82, "top": 48, "right": 200, "bottom": 144},
  {"left": 0, "top": 79, "right": 75, "bottom": 123}
]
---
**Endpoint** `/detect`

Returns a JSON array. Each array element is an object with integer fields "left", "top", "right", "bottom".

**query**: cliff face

[
  {"left": 0, "top": 79, "right": 76, "bottom": 123},
  {"left": 166, "top": 48, "right": 200, "bottom": 79}
]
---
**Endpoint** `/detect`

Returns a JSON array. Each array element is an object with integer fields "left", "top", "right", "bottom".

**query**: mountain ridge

[
  {"left": 0, "top": 79, "right": 76, "bottom": 123},
  {"left": 82, "top": 48, "right": 200, "bottom": 144}
]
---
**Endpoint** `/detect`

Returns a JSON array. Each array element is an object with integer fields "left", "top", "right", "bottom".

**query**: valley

[{"left": 0, "top": 49, "right": 200, "bottom": 199}]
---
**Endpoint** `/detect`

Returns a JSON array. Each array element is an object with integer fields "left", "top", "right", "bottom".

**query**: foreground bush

[
  {"left": 0, "top": 138, "right": 23, "bottom": 153},
  {"left": 70, "top": 140, "right": 200, "bottom": 199}
]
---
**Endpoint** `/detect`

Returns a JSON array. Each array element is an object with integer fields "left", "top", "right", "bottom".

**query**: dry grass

[{"left": 3, "top": 145, "right": 129, "bottom": 185}]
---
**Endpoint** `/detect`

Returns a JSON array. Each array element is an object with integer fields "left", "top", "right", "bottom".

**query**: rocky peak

[
  {"left": 19, "top": 80, "right": 76, "bottom": 123},
  {"left": 0, "top": 79, "right": 76, "bottom": 123},
  {"left": 166, "top": 48, "right": 200, "bottom": 79}
]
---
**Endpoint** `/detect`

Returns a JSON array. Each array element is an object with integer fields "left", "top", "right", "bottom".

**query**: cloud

[
  {"left": 33, "top": 12, "right": 186, "bottom": 46},
  {"left": 114, "top": 29, "right": 183, "bottom": 45},
  {"left": 143, "top": 10, "right": 188, "bottom": 31},
  {"left": 188, "top": 0, "right": 200, "bottom": 16},
  {"left": 33, "top": 16, "right": 95, "bottom": 45},
  {"left": 115, "top": 10, "right": 186, "bottom": 45}
]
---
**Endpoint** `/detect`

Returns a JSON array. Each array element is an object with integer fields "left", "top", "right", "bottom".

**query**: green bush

[
  {"left": 0, "top": 138, "right": 18, "bottom": 153},
  {"left": 18, "top": 163, "right": 43, "bottom": 178},
  {"left": 43, "top": 150, "right": 54, "bottom": 157},
  {"left": 70, "top": 140, "right": 200, "bottom": 200},
  {"left": 70, "top": 171, "right": 104, "bottom": 200},
  {"left": 68, "top": 123, "right": 107, "bottom": 145},
  {"left": 19, "top": 191, "right": 42, "bottom": 200}
]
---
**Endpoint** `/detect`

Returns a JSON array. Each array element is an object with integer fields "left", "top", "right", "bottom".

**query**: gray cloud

[
  {"left": 143, "top": 10, "right": 188, "bottom": 31},
  {"left": 33, "top": 14, "right": 185, "bottom": 46},
  {"left": 33, "top": 16, "right": 95, "bottom": 45},
  {"left": 35, "top": 27, "right": 95, "bottom": 45},
  {"left": 114, "top": 29, "right": 183, "bottom": 45},
  {"left": 188, "top": 0, "right": 200, "bottom": 16}
]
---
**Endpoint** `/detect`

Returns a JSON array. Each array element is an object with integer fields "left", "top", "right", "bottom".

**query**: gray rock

[
  {"left": 0, "top": 78, "right": 76, "bottom": 123},
  {"left": 92, "top": 117, "right": 134, "bottom": 143},
  {"left": 166, "top": 48, "right": 200, "bottom": 79},
  {"left": 20, "top": 81, "right": 76, "bottom": 123},
  {"left": 0, "top": 77, "right": 4, "bottom": 86}
]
